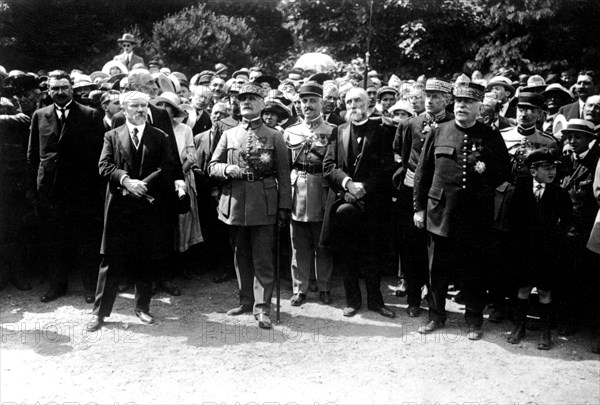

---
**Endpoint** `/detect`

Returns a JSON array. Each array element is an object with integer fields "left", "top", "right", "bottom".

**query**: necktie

[
  {"left": 132, "top": 128, "right": 140, "bottom": 149},
  {"left": 58, "top": 107, "right": 66, "bottom": 126},
  {"left": 126, "top": 55, "right": 130, "bottom": 67},
  {"left": 535, "top": 184, "right": 544, "bottom": 202}
]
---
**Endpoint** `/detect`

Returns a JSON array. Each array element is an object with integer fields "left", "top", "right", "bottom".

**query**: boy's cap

[{"left": 525, "top": 148, "right": 560, "bottom": 167}]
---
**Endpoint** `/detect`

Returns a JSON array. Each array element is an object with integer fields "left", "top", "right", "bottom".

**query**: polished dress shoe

[
  {"left": 40, "top": 289, "right": 66, "bottom": 303},
  {"left": 160, "top": 280, "right": 181, "bottom": 296},
  {"left": 212, "top": 271, "right": 235, "bottom": 284},
  {"left": 290, "top": 293, "right": 306, "bottom": 306},
  {"left": 227, "top": 304, "right": 253, "bottom": 316},
  {"left": 319, "top": 291, "right": 332, "bottom": 305},
  {"left": 256, "top": 313, "right": 272, "bottom": 329},
  {"left": 342, "top": 306, "right": 360, "bottom": 317},
  {"left": 406, "top": 305, "right": 421, "bottom": 318},
  {"left": 134, "top": 310, "right": 155, "bottom": 324},
  {"left": 372, "top": 305, "right": 396, "bottom": 318},
  {"left": 467, "top": 325, "right": 483, "bottom": 340},
  {"left": 418, "top": 320, "right": 444, "bottom": 334},
  {"left": 86, "top": 315, "right": 104, "bottom": 332}
]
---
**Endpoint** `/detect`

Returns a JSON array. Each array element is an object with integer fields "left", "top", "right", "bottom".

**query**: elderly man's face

[
  {"left": 123, "top": 99, "right": 148, "bottom": 126},
  {"left": 454, "top": 97, "right": 480, "bottom": 127},
  {"left": 584, "top": 96, "right": 600, "bottom": 124},
  {"left": 301, "top": 95, "right": 322, "bottom": 120},
  {"left": 239, "top": 94, "right": 263, "bottom": 119},
  {"left": 345, "top": 91, "right": 368, "bottom": 123},
  {"left": 425, "top": 91, "right": 447, "bottom": 115},
  {"left": 517, "top": 105, "right": 541, "bottom": 128},
  {"left": 575, "top": 74, "right": 595, "bottom": 100},
  {"left": 48, "top": 78, "right": 73, "bottom": 106}
]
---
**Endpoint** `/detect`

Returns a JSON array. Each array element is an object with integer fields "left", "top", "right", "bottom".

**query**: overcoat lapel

[
  {"left": 118, "top": 125, "right": 134, "bottom": 173},
  {"left": 341, "top": 124, "right": 351, "bottom": 169}
]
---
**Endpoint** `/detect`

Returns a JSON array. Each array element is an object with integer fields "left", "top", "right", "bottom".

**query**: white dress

[{"left": 173, "top": 122, "right": 203, "bottom": 252}]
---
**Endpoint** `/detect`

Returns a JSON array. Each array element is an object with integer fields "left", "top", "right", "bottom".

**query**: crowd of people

[{"left": 1, "top": 33, "right": 599, "bottom": 353}]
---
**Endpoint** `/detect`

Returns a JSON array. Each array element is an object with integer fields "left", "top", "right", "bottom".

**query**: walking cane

[{"left": 275, "top": 227, "right": 281, "bottom": 324}]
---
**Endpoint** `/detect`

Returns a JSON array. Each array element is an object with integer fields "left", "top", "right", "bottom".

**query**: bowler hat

[
  {"left": 2, "top": 74, "right": 40, "bottom": 96},
  {"left": 252, "top": 75, "right": 280, "bottom": 90},
  {"left": 517, "top": 92, "right": 545, "bottom": 110}
]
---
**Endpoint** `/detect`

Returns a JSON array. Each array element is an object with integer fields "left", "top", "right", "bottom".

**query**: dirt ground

[{"left": 1, "top": 271, "right": 599, "bottom": 405}]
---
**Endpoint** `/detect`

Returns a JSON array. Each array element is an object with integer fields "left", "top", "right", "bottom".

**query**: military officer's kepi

[
  {"left": 517, "top": 92, "right": 545, "bottom": 110},
  {"left": 453, "top": 74, "right": 485, "bottom": 101},
  {"left": 299, "top": 81, "right": 323, "bottom": 98},
  {"left": 524, "top": 148, "right": 561, "bottom": 167},
  {"left": 425, "top": 78, "right": 452, "bottom": 94},
  {"left": 238, "top": 82, "right": 265, "bottom": 98}
]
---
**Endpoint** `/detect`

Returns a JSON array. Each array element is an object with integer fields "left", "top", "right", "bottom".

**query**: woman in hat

[{"left": 152, "top": 92, "right": 203, "bottom": 255}]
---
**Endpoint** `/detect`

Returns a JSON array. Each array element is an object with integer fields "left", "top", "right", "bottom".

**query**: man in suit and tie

[
  {"left": 28, "top": 70, "right": 105, "bottom": 303},
  {"left": 322, "top": 80, "right": 345, "bottom": 126},
  {"left": 113, "top": 33, "right": 144, "bottom": 72},
  {"left": 87, "top": 91, "right": 178, "bottom": 331},
  {"left": 208, "top": 82, "right": 292, "bottom": 329},
  {"left": 558, "top": 71, "right": 597, "bottom": 120},
  {"left": 112, "top": 70, "right": 186, "bottom": 296},
  {"left": 320, "top": 87, "right": 396, "bottom": 319}
]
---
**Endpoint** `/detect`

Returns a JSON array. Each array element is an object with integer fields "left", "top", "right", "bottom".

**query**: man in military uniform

[
  {"left": 392, "top": 78, "right": 453, "bottom": 317},
  {"left": 414, "top": 76, "right": 510, "bottom": 339},
  {"left": 208, "top": 82, "right": 292, "bottom": 329},
  {"left": 284, "top": 81, "right": 335, "bottom": 306},
  {"left": 501, "top": 92, "right": 558, "bottom": 184}
]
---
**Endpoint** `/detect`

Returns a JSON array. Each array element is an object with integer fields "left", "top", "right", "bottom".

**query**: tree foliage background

[{"left": 0, "top": 0, "right": 598, "bottom": 79}]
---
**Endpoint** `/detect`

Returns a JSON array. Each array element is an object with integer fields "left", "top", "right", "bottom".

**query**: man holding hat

[
  {"left": 87, "top": 91, "right": 179, "bottom": 331},
  {"left": 283, "top": 81, "right": 335, "bottom": 306},
  {"left": 208, "top": 82, "right": 292, "bottom": 329},
  {"left": 557, "top": 118, "right": 600, "bottom": 336},
  {"left": 320, "top": 87, "right": 396, "bottom": 319},
  {"left": 113, "top": 33, "right": 144, "bottom": 71},
  {"left": 392, "top": 77, "right": 454, "bottom": 318},
  {"left": 28, "top": 70, "right": 105, "bottom": 303},
  {"left": 413, "top": 75, "right": 510, "bottom": 339},
  {"left": 501, "top": 92, "right": 558, "bottom": 184}
]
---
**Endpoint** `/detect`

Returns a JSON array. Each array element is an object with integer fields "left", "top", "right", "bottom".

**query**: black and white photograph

[{"left": 1, "top": 0, "right": 599, "bottom": 404}]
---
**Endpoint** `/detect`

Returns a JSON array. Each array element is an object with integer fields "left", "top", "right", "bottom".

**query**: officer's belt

[
  {"left": 240, "top": 171, "right": 277, "bottom": 182},
  {"left": 292, "top": 162, "right": 323, "bottom": 174}
]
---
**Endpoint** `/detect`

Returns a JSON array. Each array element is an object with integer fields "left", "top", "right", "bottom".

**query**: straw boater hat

[
  {"left": 561, "top": 119, "right": 597, "bottom": 138},
  {"left": 523, "top": 75, "right": 547, "bottom": 93}
]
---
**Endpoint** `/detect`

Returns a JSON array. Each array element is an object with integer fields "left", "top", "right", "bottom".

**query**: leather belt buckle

[{"left": 245, "top": 172, "right": 255, "bottom": 182}]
